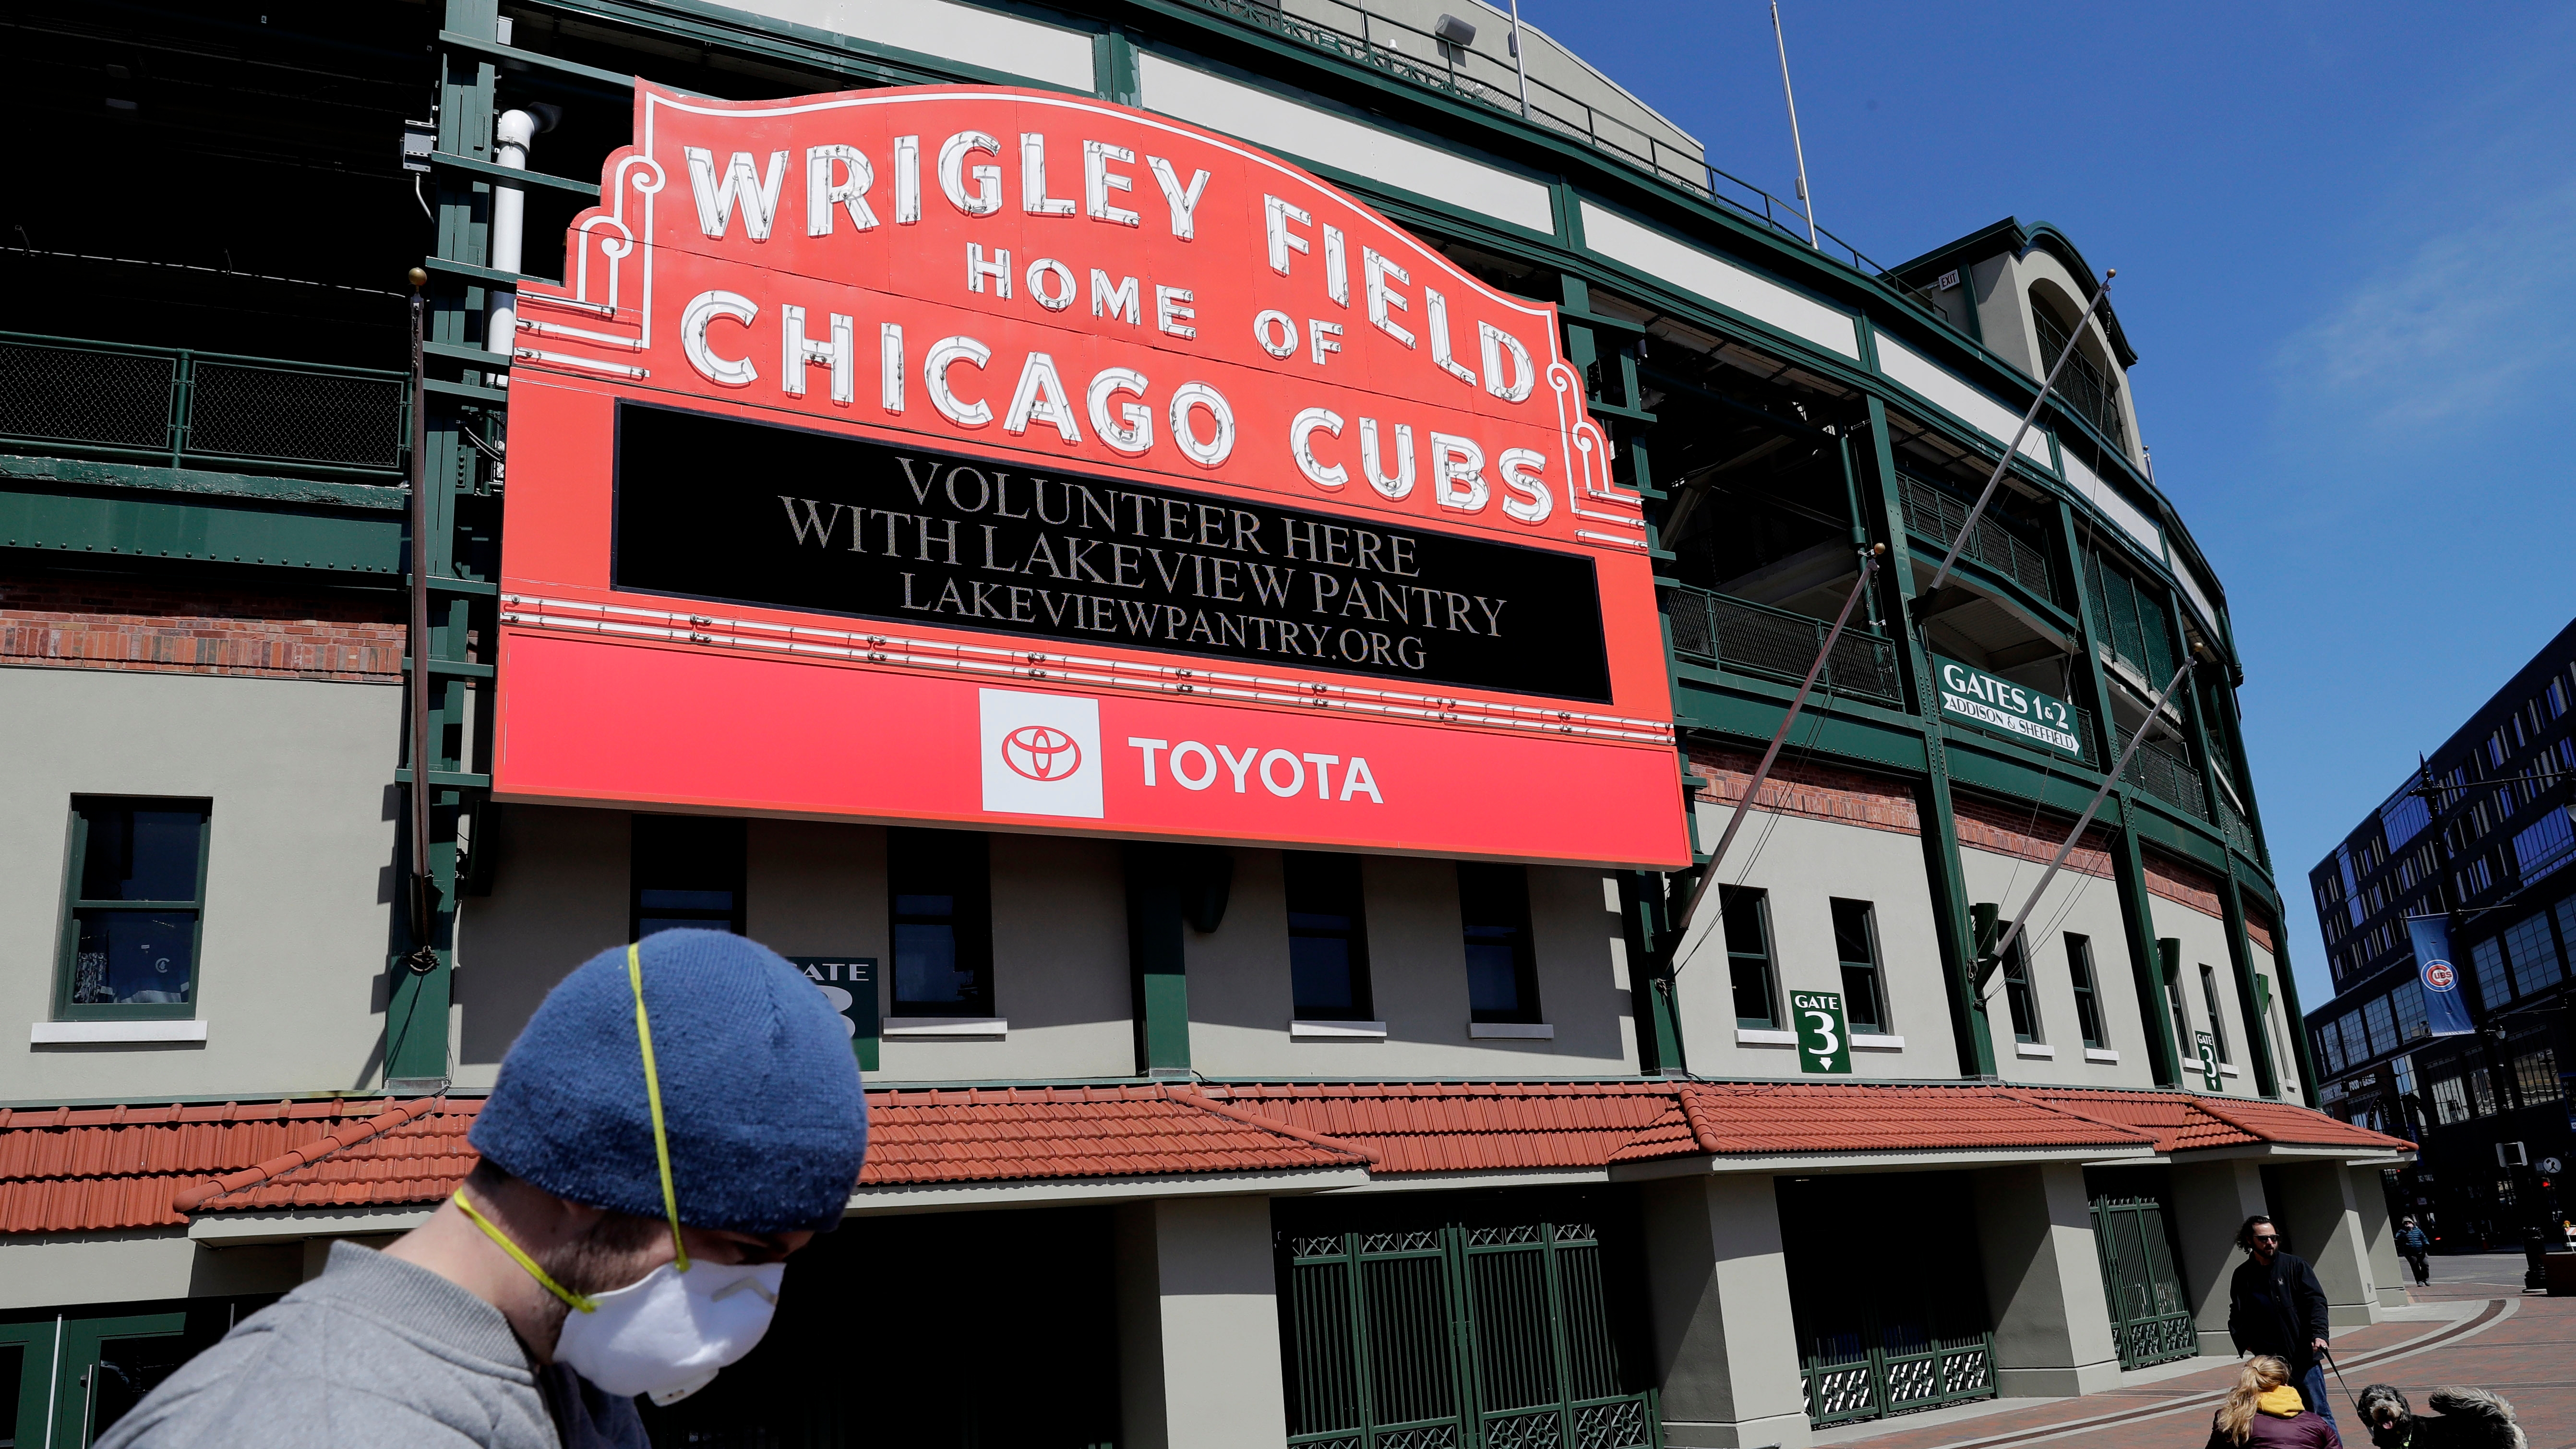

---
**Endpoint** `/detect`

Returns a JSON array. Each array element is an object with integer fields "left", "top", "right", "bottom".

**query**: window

[
  {"left": 2167, "top": 981, "right": 2193, "bottom": 1066},
  {"left": 2504, "top": 911, "right": 2565, "bottom": 997},
  {"left": 1829, "top": 898, "right": 1886, "bottom": 1033},
  {"left": 631, "top": 815, "right": 745, "bottom": 940},
  {"left": 58, "top": 797, "right": 211, "bottom": 1018},
  {"left": 2061, "top": 935, "right": 2105, "bottom": 1050},
  {"left": 1718, "top": 886, "right": 1778, "bottom": 1029},
  {"left": 2197, "top": 965, "right": 2230, "bottom": 1064},
  {"left": 2001, "top": 937, "right": 2041, "bottom": 1044},
  {"left": 1457, "top": 863, "right": 1539, "bottom": 1024},
  {"left": 2468, "top": 1067, "right": 2499, "bottom": 1117},
  {"left": 887, "top": 828, "right": 994, "bottom": 1018},
  {"left": 2429, "top": 1076, "right": 2470, "bottom": 1125},
  {"left": 2362, "top": 994, "right": 2396, "bottom": 1059},
  {"left": 2392, "top": 978, "right": 2429, "bottom": 1042},
  {"left": 2512, "top": 809, "right": 2575, "bottom": 884},
  {"left": 2318, "top": 1018, "right": 2346, "bottom": 1075},
  {"left": 1286, "top": 851, "right": 1371, "bottom": 1021},
  {"left": 2513, "top": 1049, "right": 2564, "bottom": 1105},
  {"left": 2471, "top": 936, "right": 2512, "bottom": 1009},
  {"left": 2457, "top": 856, "right": 2493, "bottom": 899}
]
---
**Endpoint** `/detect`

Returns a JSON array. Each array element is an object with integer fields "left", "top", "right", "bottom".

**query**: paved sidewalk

[{"left": 1820, "top": 1253, "right": 2571, "bottom": 1449}]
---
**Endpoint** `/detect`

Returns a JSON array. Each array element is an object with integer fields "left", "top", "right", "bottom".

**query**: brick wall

[
  {"left": 2243, "top": 910, "right": 2277, "bottom": 954},
  {"left": 1952, "top": 793, "right": 2114, "bottom": 878},
  {"left": 1686, "top": 746, "right": 1920, "bottom": 836},
  {"left": 0, "top": 575, "right": 404, "bottom": 683},
  {"left": 2143, "top": 850, "right": 2225, "bottom": 918}
]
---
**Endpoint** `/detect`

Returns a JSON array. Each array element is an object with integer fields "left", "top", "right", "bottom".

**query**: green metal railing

[
  {"left": 1802, "top": 1330, "right": 1995, "bottom": 1426},
  {"left": 2035, "top": 308, "right": 2127, "bottom": 452},
  {"left": 1661, "top": 584, "right": 1904, "bottom": 705},
  {"left": 2216, "top": 792, "right": 2263, "bottom": 863},
  {"left": 0, "top": 332, "right": 408, "bottom": 479},
  {"left": 1898, "top": 473, "right": 2057, "bottom": 603},
  {"left": 1284, "top": 1221, "right": 1659, "bottom": 1449},
  {"left": 2122, "top": 735, "right": 2209, "bottom": 821},
  {"left": 2090, "top": 1197, "right": 2197, "bottom": 1370}
]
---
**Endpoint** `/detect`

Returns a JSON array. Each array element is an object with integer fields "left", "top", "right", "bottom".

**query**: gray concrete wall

[
  {"left": 0, "top": 1229, "right": 301, "bottom": 1311},
  {"left": 452, "top": 803, "right": 631, "bottom": 1089},
  {"left": 1673, "top": 805, "right": 1951, "bottom": 1081},
  {"left": 1114, "top": 1195, "right": 1287, "bottom": 1449},
  {"left": 2169, "top": 1157, "right": 2267, "bottom": 1356},
  {"left": 1638, "top": 1174, "right": 1810, "bottom": 1449},
  {"left": 2273, "top": 1161, "right": 2382, "bottom": 1330},
  {"left": 2352, "top": 1166, "right": 2408, "bottom": 1307},
  {"left": 1187, "top": 851, "right": 1638, "bottom": 1077},
  {"left": 1957, "top": 844, "right": 2158, "bottom": 1090},
  {"left": 1970, "top": 1163, "right": 2121, "bottom": 1397},
  {"left": 0, "top": 668, "right": 399, "bottom": 1102},
  {"left": 2149, "top": 888, "right": 2264, "bottom": 1098}
]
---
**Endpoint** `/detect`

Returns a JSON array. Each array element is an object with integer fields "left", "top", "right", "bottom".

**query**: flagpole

[{"left": 1769, "top": 2, "right": 1820, "bottom": 248}]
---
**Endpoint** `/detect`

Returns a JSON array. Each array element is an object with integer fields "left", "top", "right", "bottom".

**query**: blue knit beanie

[{"left": 469, "top": 930, "right": 867, "bottom": 1233}]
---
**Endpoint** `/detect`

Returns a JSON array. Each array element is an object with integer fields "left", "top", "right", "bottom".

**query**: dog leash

[{"left": 2320, "top": 1346, "right": 2362, "bottom": 1413}]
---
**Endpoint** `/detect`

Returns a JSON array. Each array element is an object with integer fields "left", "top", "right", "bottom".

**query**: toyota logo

[
  {"left": 2425, "top": 961, "right": 2456, "bottom": 991},
  {"left": 1001, "top": 725, "right": 1083, "bottom": 781}
]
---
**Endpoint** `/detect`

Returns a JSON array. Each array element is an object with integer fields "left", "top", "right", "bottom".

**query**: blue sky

[{"left": 1517, "top": 0, "right": 2576, "bottom": 1010}]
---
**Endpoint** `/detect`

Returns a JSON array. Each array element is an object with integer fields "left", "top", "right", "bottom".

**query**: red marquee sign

[{"left": 495, "top": 83, "right": 1687, "bottom": 868}]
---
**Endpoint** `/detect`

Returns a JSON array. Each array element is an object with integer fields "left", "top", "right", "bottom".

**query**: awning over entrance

[{"left": 0, "top": 1081, "right": 2411, "bottom": 1234}]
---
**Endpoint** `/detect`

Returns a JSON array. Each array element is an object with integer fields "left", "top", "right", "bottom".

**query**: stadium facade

[
  {"left": 2306, "top": 619, "right": 2576, "bottom": 1251},
  {"left": 0, "top": 1, "right": 2409, "bottom": 1445}
]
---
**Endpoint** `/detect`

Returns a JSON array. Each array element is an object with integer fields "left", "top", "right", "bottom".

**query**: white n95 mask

[{"left": 552, "top": 1257, "right": 786, "bottom": 1404}]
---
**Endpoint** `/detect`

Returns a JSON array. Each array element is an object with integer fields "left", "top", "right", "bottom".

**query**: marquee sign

[{"left": 495, "top": 83, "right": 1686, "bottom": 867}]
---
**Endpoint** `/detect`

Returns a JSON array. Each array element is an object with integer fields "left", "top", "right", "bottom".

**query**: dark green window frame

[
  {"left": 2001, "top": 938, "right": 2042, "bottom": 1044},
  {"left": 887, "top": 827, "right": 995, "bottom": 1018},
  {"left": 2066, "top": 934, "right": 2107, "bottom": 1050},
  {"left": 1287, "top": 850, "right": 1373, "bottom": 1022},
  {"left": 1830, "top": 898, "right": 1886, "bottom": 1033},
  {"left": 2198, "top": 964, "right": 2231, "bottom": 1065},
  {"left": 55, "top": 796, "right": 212, "bottom": 1022},
  {"left": 1720, "top": 886, "right": 1779, "bottom": 1029},
  {"left": 1458, "top": 862, "right": 1541, "bottom": 1024}
]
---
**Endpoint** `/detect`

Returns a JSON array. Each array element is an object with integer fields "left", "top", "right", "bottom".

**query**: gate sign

[
  {"left": 1791, "top": 990, "right": 1850, "bottom": 1075},
  {"left": 2404, "top": 914, "right": 2477, "bottom": 1036},
  {"left": 789, "top": 956, "right": 879, "bottom": 1071},
  {"left": 2195, "top": 1030, "right": 2222, "bottom": 1091},
  {"left": 1934, "top": 657, "right": 2082, "bottom": 760},
  {"left": 493, "top": 83, "right": 1686, "bottom": 868}
]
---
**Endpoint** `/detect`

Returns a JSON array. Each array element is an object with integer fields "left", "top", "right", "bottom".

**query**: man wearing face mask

[{"left": 99, "top": 929, "right": 868, "bottom": 1449}]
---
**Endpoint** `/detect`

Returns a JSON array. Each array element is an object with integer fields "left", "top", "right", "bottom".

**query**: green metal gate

[
  {"left": 2089, "top": 1196, "right": 2197, "bottom": 1369},
  {"left": 1281, "top": 1215, "right": 1660, "bottom": 1449},
  {"left": 1778, "top": 1174, "right": 1997, "bottom": 1427}
]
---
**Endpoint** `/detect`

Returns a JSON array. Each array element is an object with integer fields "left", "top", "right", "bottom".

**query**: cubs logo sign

[{"left": 492, "top": 83, "right": 1687, "bottom": 867}]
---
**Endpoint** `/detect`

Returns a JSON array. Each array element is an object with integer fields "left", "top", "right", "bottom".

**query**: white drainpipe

[{"left": 484, "top": 108, "right": 539, "bottom": 374}]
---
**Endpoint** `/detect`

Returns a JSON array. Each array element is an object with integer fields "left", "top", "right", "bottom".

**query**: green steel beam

[
  {"left": 0, "top": 485, "right": 403, "bottom": 574},
  {"left": 1860, "top": 394, "right": 1994, "bottom": 1079},
  {"left": 2217, "top": 872, "right": 2281, "bottom": 1098}
]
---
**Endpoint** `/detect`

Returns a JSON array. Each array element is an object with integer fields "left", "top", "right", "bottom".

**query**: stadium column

[
  {"left": 1570, "top": 274, "right": 1686, "bottom": 1073},
  {"left": 1638, "top": 1173, "right": 1812, "bottom": 1449},
  {"left": 1859, "top": 390, "right": 1994, "bottom": 1079},
  {"left": 1124, "top": 844, "right": 1202, "bottom": 1078},
  {"left": 389, "top": 0, "right": 503, "bottom": 1088},
  {"left": 1114, "top": 1197, "right": 1288, "bottom": 1449},
  {"left": 2055, "top": 501, "right": 2183, "bottom": 1088},
  {"left": 2171, "top": 594, "right": 2278, "bottom": 1097}
]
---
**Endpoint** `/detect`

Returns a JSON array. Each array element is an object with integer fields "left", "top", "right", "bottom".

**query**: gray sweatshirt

[{"left": 96, "top": 1241, "right": 648, "bottom": 1449}]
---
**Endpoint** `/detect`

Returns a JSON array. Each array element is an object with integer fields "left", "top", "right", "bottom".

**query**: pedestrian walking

[
  {"left": 2395, "top": 1217, "right": 2431, "bottom": 1287},
  {"left": 2206, "top": 1354, "right": 2342, "bottom": 1449},
  {"left": 95, "top": 930, "right": 869, "bottom": 1449},
  {"left": 2228, "top": 1215, "right": 2338, "bottom": 1428}
]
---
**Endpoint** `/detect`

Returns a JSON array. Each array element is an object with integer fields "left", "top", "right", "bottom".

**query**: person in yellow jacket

[{"left": 2208, "top": 1355, "right": 2342, "bottom": 1449}]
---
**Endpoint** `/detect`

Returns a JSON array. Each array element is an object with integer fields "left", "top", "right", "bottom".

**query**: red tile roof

[
  {"left": 1673, "top": 1083, "right": 2158, "bottom": 1155},
  {"left": 2018, "top": 1090, "right": 2413, "bottom": 1155},
  {"left": 0, "top": 1098, "right": 471, "bottom": 1232},
  {"left": 0, "top": 1081, "right": 2410, "bottom": 1234},
  {"left": 858, "top": 1084, "right": 1372, "bottom": 1184},
  {"left": 1203, "top": 1082, "right": 1683, "bottom": 1174}
]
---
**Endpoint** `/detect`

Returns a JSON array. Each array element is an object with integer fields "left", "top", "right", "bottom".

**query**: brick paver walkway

[{"left": 1823, "top": 1253, "right": 2574, "bottom": 1449}]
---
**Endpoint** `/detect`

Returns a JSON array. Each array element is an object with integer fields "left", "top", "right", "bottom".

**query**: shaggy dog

[{"left": 2357, "top": 1383, "right": 2526, "bottom": 1449}]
